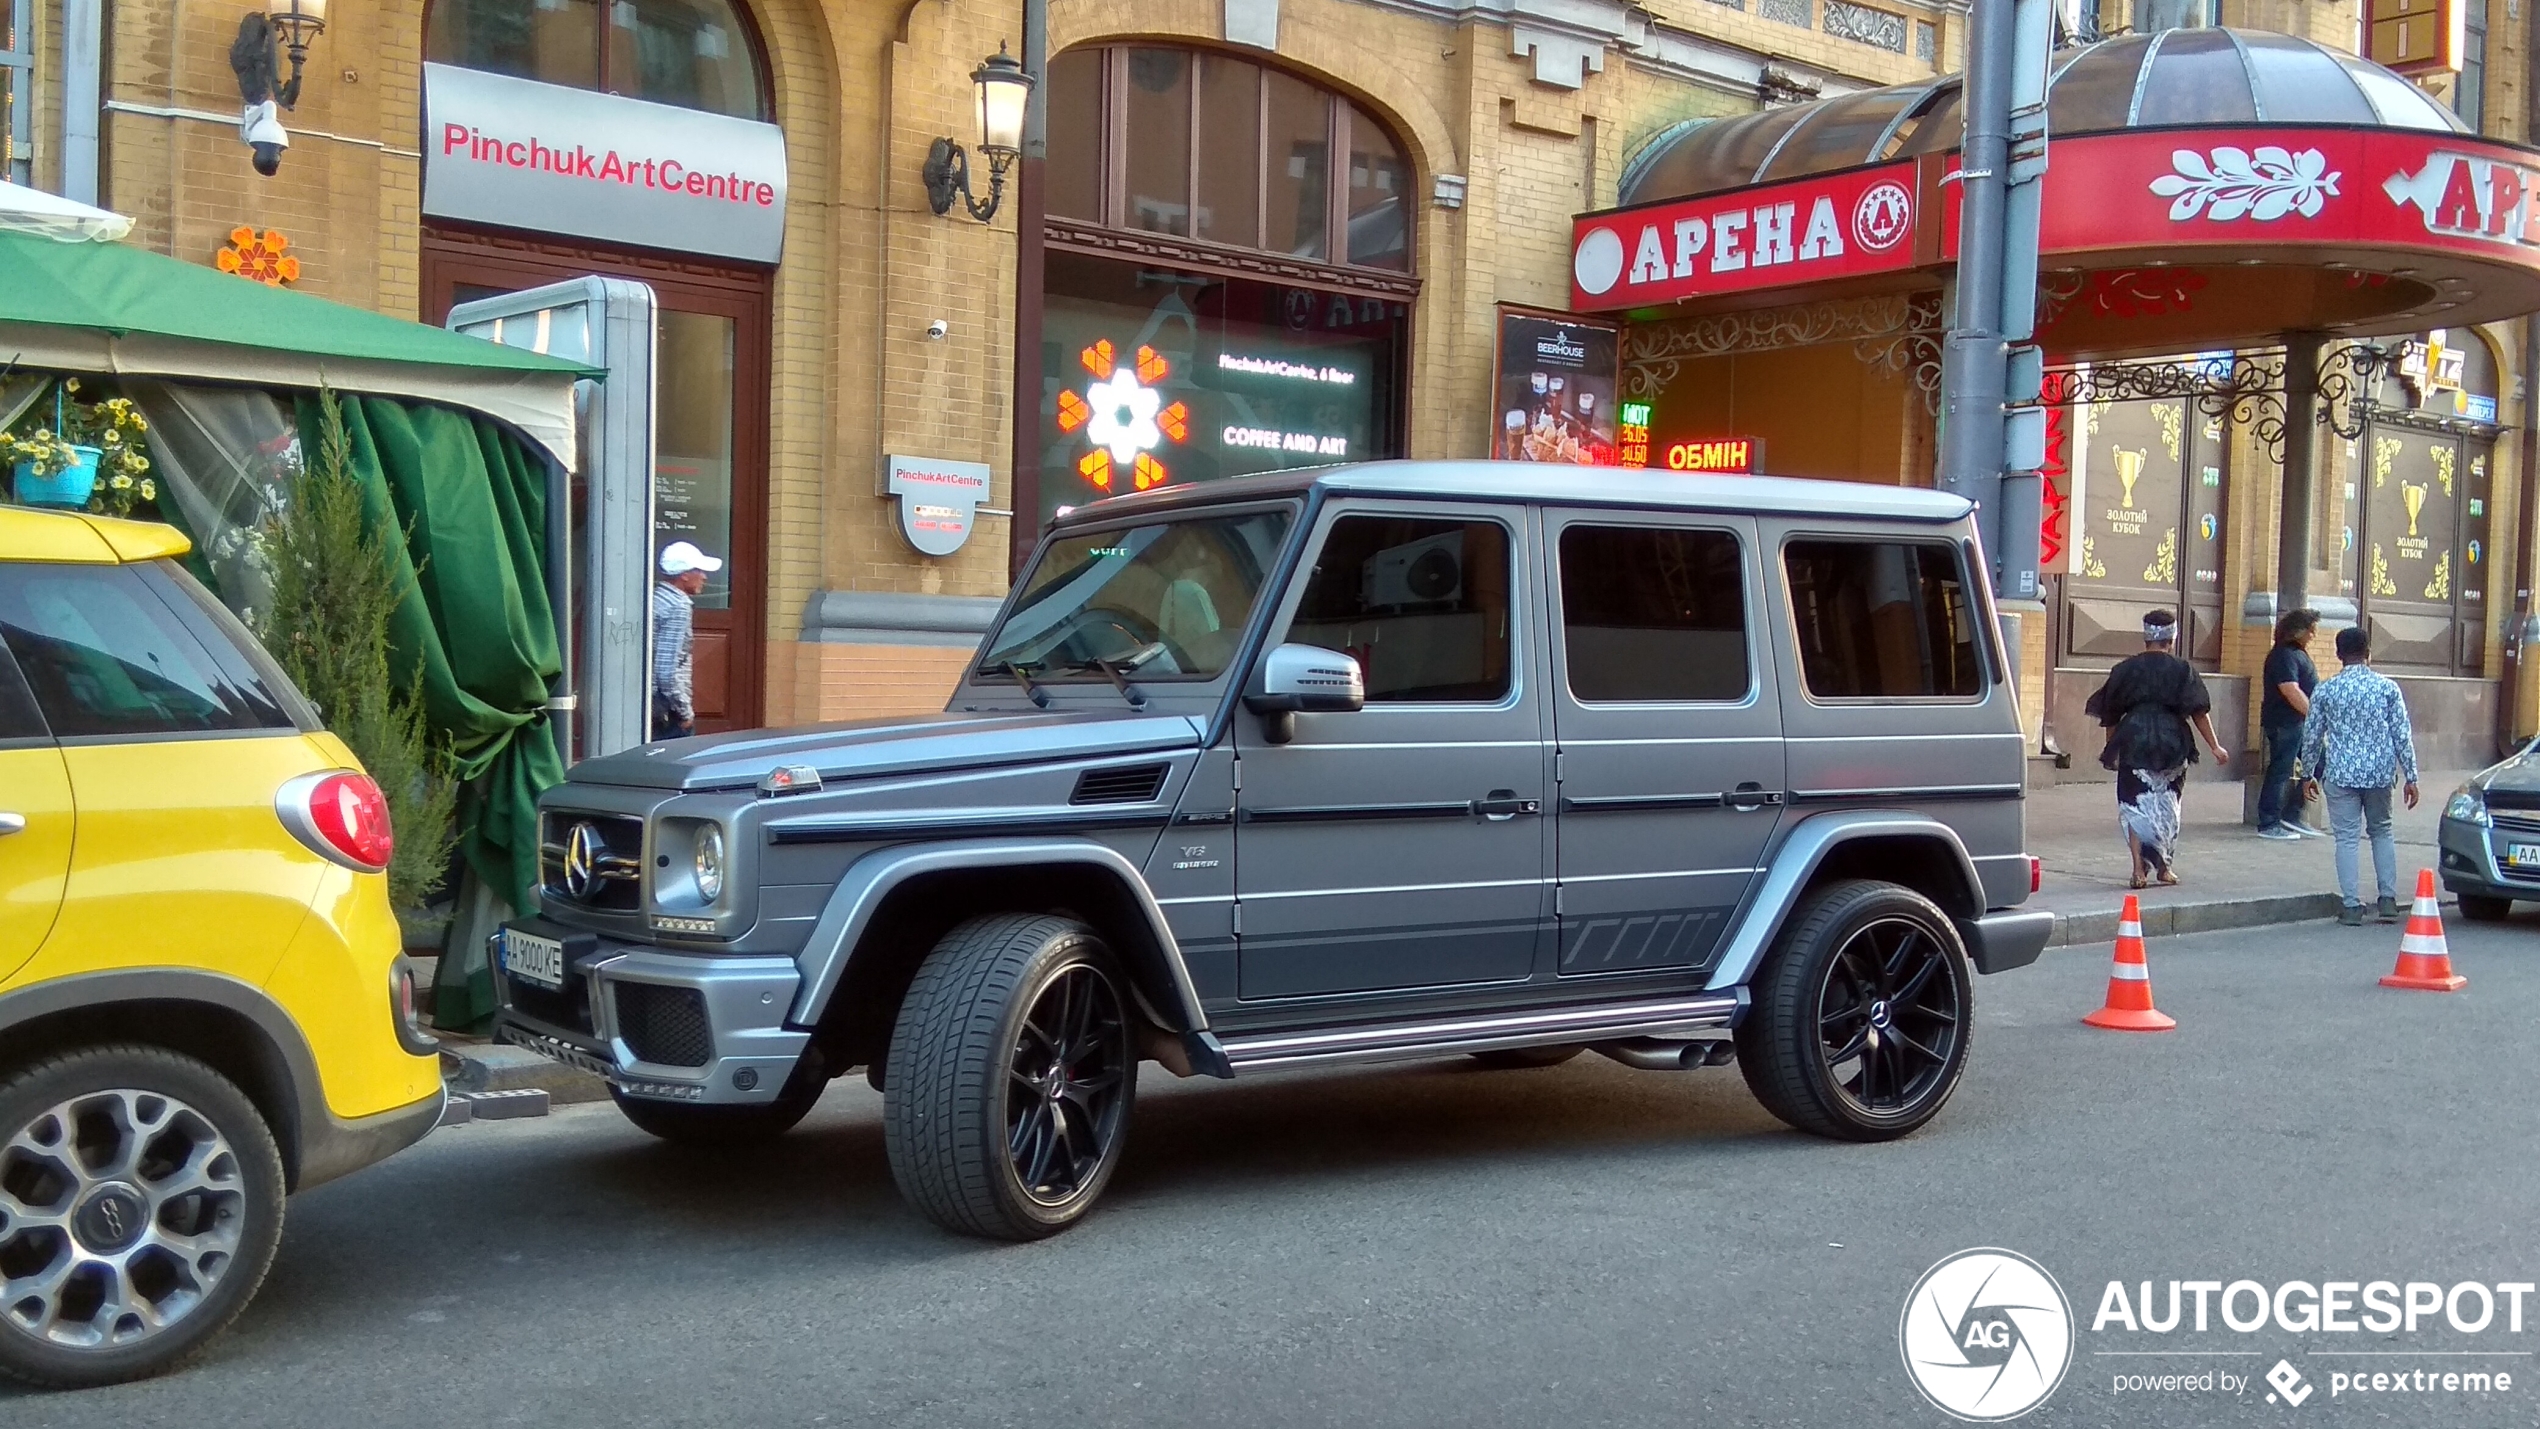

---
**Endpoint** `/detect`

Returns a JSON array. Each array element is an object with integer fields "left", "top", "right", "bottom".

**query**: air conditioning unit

[{"left": 1362, "top": 531, "right": 1464, "bottom": 609}]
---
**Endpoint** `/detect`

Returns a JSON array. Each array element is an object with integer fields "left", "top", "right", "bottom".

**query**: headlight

[
  {"left": 693, "top": 824, "right": 727, "bottom": 902},
  {"left": 2445, "top": 787, "right": 2491, "bottom": 827}
]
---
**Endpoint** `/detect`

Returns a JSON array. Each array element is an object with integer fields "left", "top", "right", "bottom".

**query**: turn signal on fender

[
  {"left": 2380, "top": 869, "right": 2467, "bottom": 992},
  {"left": 2083, "top": 894, "right": 2176, "bottom": 1031}
]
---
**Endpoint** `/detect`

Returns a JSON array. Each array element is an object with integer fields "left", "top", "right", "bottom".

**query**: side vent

[{"left": 1070, "top": 763, "right": 1169, "bottom": 806}]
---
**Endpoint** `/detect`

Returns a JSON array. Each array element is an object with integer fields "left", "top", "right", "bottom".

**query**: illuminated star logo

[{"left": 1055, "top": 339, "right": 1187, "bottom": 494}]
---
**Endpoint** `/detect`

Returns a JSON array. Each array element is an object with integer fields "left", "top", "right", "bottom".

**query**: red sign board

[
  {"left": 1660, "top": 438, "right": 1760, "bottom": 474},
  {"left": 1570, "top": 161, "right": 1921, "bottom": 312}
]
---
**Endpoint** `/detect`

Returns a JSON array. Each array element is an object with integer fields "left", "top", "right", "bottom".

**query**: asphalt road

[{"left": 11, "top": 915, "right": 2538, "bottom": 1428}]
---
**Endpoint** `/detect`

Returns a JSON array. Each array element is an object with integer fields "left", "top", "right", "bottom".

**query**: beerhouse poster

[{"left": 1491, "top": 308, "right": 1621, "bottom": 465}]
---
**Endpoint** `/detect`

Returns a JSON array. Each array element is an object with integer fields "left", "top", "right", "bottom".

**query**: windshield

[{"left": 977, "top": 507, "right": 1295, "bottom": 682}]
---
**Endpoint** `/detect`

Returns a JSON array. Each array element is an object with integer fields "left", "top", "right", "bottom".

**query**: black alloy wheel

[
  {"left": 884, "top": 914, "right": 1138, "bottom": 1239},
  {"left": 2455, "top": 892, "right": 2513, "bottom": 923},
  {"left": 1736, "top": 880, "right": 1973, "bottom": 1142}
]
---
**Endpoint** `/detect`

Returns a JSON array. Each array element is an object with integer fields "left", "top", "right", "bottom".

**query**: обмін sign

[{"left": 422, "top": 63, "right": 789, "bottom": 265}]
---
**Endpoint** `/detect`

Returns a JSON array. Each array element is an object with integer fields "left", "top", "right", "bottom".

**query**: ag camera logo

[{"left": 1901, "top": 1248, "right": 2075, "bottom": 1421}]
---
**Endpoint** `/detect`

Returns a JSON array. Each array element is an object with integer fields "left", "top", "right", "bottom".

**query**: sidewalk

[{"left": 2023, "top": 770, "right": 2470, "bottom": 947}]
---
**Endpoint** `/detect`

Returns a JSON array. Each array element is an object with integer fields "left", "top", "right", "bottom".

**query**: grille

[
  {"left": 1070, "top": 763, "right": 1168, "bottom": 805},
  {"left": 2490, "top": 811, "right": 2540, "bottom": 835},
  {"left": 539, "top": 812, "right": 646, "bottom": 911},
  {"left": 2484, "top": 788, "right": 2540, "bottom": 812},
  {"left": 614, "top": 983, "right": 713, "bottom": 1067},
  {"left": 504, "top": 972, "right": 595, "bottom": 1035}
]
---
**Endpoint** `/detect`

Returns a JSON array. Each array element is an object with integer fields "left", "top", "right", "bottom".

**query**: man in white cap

[{"left": 653, "top": 540, "right": 723, "bottom": 739}]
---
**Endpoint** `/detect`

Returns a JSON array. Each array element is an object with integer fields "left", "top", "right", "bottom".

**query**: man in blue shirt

[
  {"left": 653, "top": 541, "right": 721, "bottom": 739},
  {"left": 2299, "top": 627, "right": 2420, "bottom": 925}
]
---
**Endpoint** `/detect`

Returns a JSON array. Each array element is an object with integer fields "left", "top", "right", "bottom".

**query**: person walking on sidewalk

[
  {"left": 2256, "top": 607, "right": 2324, "bottom": 840},
  {"left": 2085, "top": 610, "right": 2230, "bottom": 890},
  {"left": 2299, "top": 626, "right": 2420, "bottom": 926},
  {"left": 652, "top": 540, "right": 723, "bottom": 740}
]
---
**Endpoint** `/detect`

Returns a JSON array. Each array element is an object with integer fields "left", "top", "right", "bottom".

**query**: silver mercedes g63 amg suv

[{"left": 496, "top": 462, "right": 2048, "bottom": 1239}]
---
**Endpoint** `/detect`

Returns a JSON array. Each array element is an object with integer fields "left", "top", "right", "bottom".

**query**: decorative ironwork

[
  {"left": 1915, "top": 19, "right": 1937, "bottom": 60},
  {"left": 1824, "top": 0, "right": 1909, "bottom": 51},
  {"left": 1760, "top": 0, "right": 1813, "bottom": 28},
  {"left": 2315, "top": 342, "right": 2400, "bottom": 442},
  {"left": 2044, "top": 352, "right": 2290, "bottom": 460},
  {"left": 1623, "top": 292, "right": 1942, "bottom": 402},
  {"left": 1042, "top": 215, "right": 1423, "bottom": 299}
]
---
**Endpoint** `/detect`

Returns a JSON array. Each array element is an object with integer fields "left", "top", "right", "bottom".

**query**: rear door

[
  {"left": 0, "top": 639, "right": 70, "bottom": 982},
  {"left": 1547, "top": 513, "right": 1782, "bottom": 979}
]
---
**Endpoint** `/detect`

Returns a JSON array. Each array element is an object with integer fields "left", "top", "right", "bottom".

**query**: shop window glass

[
  {"left": 1123, "top": 48, "right": 1193, "bottom": 236},
  {"left": 1784, "top": 540, "right": 1981, "bottom": 699},
  {"left": 1286, "top": 517, "right": 1512, "bottom": 703},
  {"left": 1263, "top": 70, "right": 1331, "bottom": 260},
  {"left": 1196, "top": 54, "right": 1262, "bottom": 248},
  {"left": 426, "top": 0, "right": 765, "bottom": 119},
  {"left": 1344, "top": 103, "right": 1410, "bottom": 270},
  {"left": 655, "top": 310, "right": 737, "bottom": 610},
  {"left": 1559, "top": 526, "right": 1748, "bottom": 702},
  {"left": 1045, "top": 47, "right": 1105, "bottom": 221}
]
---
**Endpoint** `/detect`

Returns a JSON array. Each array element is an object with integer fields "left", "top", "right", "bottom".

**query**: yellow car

[{"left": 0, "top": 506, "right": 442, "bottom": 1388}]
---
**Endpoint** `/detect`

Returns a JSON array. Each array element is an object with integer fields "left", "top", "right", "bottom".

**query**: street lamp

[
  {"left": 924, "top": 44, "right": 1034, "bottom": 223},
  {"left": 263, "top": 0, "right": 327, "bottom": 106},
  {"left": 228, "top": 0, "right": 324, "bottom": 176}
]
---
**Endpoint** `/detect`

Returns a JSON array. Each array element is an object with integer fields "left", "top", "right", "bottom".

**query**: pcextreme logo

[{"left": 1900, "top": 1249, "right": 2076, "bottom": 1421}]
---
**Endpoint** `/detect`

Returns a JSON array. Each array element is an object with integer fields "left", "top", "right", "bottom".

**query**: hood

[
  {"left": 566, "top": 709, "right": 1208, "bottom": 792},
  {"left": 2470, "top": 739, "right": 2540, "bottom": 803}
]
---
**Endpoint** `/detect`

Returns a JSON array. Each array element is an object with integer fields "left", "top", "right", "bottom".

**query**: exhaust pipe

[{"left": 1594, "top": 1037, "right": 1737, "bottom": 1071}]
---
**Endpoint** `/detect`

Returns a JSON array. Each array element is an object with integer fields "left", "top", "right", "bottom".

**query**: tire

[
  {"left": 2456, "top": 893, "right": 2513, "bottom": 923},
  {"left": 1467, "top": 1046, "right": 1583, "bottom": 1070},
  {"left": 611, "top": 1054, "right": 826, "bottom": 1146},
  {"left": 883, "top": 914, "right": 1137, "bottom": 1240},
  {"left": 0, "top": 1045, "right": 287, "bottom": 1390},
  {"left": 1734, "top": 880, "right": 1973, "bottom": 1143}
]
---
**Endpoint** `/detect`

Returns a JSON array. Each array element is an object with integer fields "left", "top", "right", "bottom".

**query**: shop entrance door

[{"left": 423, "top": 229, "right": 771, "bottom": 732}]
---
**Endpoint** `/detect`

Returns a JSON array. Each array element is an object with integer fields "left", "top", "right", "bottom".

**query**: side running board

[{"left": 1213, "top": 991, "right": 1747, "bottom": 1075}]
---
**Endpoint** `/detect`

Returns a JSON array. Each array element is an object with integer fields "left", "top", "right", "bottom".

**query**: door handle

[
  {"left": 1472, "top": 790, "right": 1540, "bottom": 821},
  {"left": 1726, "top": 782, "right": 1784, "bottom": 812},
  {"left": 0, "top": 812, "right": 24, "bottom": 836}
]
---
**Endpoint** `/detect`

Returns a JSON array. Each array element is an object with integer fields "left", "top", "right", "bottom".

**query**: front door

[
  {"left": 1546, "top": 513, "right": 1782, "bottom": 978},
  {"left": 422, "top": 230, "right": 771, "bottom": 731},
  {"left": 1233, "top": 505, "right": 1550, "bottom": 1002}
]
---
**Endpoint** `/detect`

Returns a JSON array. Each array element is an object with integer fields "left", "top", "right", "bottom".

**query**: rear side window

[
  {"left": 1558, "top": 524, "right": 1749, "bottom": 702},
  {"left": 1283, "top": 515, "right": 1512, "bottom": 703},
  {"left": 0, "top": 561, "right": 295, "bottom": 738},
  {"left": 1784, "top": 539, "right": 1982, "bottom": 699},
  {"left": 0, "top": 642, "right": 44, "bottom": 741}
]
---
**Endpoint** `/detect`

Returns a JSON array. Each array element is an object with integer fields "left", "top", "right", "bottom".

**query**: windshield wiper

[
  {"left": 1068, "top": 657, "right": 1148, "bottom": 711},
  {"left": 979, "top": 659, "right": 1050, "bottom": 708}
]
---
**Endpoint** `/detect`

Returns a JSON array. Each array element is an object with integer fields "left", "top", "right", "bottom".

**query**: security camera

[
  {"left": 241, "top": 100, "right": 291, "bottom": 177},
  {"left": 926, "top": 320, "right": 950, "bottom": 341}
]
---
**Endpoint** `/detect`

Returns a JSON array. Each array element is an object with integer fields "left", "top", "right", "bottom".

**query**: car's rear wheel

[
  {"left": 0, "top": 1046, "right": 286, "bottom": 1390},
  {"left": 611, "top": 1054, "right": 826, "bottom": 1146},
  {"left": 2455, "top": 892, "right": 2513, "bottom": 922},
  {"left": 1735, "top": 880, "right": 1972, "bottom": 1142},
  {"left": 883, "top": 914, "right": 1137, "bottom": 1240},
  {"left": 1467, "top": 1046, "right": 1582, "bottom": 1070}
]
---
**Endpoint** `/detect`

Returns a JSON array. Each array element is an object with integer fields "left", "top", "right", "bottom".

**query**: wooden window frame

[{"left": 420, "top": 0, "right": 776, "bottom": 122}]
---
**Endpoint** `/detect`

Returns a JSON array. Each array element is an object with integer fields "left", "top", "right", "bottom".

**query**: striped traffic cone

[
  {"left": 2379, "top": 869, "right": 2467, "bottom": 992},
  {"left": 2083, "top": 894, "right": 2176, "bottom": 1031}
]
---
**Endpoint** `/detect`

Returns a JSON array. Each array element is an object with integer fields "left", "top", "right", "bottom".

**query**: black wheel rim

[
  {"left": 1815, "top": 917, "right": 1962, "bottom": 1119},
  {"left": 1004, "top": 964, "right": 1130, "bottom": 1206}
]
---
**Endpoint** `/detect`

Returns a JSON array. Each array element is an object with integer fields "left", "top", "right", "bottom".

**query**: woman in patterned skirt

[{"left": 2083, "top": 611, "right": 2231, "bottom": 888}]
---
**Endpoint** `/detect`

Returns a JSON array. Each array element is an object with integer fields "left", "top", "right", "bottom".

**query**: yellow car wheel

[{"left": 0, "top": 1046, "right": 286, "bottom": 1389}]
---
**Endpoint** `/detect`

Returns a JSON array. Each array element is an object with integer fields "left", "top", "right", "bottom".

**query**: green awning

[{"left": 0, "top": 227, "right": 601, "bottom": 466}]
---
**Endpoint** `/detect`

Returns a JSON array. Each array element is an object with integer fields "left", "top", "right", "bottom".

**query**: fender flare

[
  {"left": 788, "top": 837, "right": 1208, "bottom": 1033},
  {"left": 1703, "top": 812, "right": 1989, "bottom": 992}
]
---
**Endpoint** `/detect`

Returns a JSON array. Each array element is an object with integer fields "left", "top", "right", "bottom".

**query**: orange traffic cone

[
  {"left": 2084, "top": 895, "right": 2176, "bottom": 1032},
  {"left": 2380, "top": 869, "right": 2467, "bottom": 992}
]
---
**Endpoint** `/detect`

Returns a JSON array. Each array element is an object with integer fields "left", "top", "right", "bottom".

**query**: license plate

[
  {"left": 2508, "top": 844, "right": 2540, "bottom": 869},
  {"left": 502, "top": 929, "right": 566, "bottom": 990}
]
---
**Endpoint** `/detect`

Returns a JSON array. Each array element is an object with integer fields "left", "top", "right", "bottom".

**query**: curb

[{"left": 2042, "top": 891, "right": 2349, "bottom": 949}]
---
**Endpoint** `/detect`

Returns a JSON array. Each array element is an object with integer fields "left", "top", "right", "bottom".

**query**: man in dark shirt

[{"left": 2256, "top": 608, "right": 2323, "bottom": 839}]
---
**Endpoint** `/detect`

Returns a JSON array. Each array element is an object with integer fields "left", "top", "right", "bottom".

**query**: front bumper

[
  {"left": 493, "top": 917, "right": 811, "bottom": 1106},
  {"left": 2438, "top": 814, "right": 2540, "bottom": 904}
]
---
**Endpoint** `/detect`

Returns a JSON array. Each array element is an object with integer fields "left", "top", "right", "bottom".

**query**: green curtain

[{"left": 293, "top": 394, "right": 565, "bottom": 1030}]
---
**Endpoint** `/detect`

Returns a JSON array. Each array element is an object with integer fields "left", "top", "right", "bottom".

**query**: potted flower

[{"left": 3, "top": 381, "right": 157, "bottom": 516}]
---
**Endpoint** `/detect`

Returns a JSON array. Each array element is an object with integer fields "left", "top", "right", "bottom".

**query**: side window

[
  {"left": 1283, "top": 515, "right": 1511, "bottom": 703},
  {"left": 1559, "top": 524, "right": 1748, "bottom": 702},
  {"left": 1784, "top": 538, "right": 1982, "bottom": 699},
  {"left": 0, "top": 642, "right": 44, "bottom": 741},
  {"left": 0, "top": 562, "right": 294, "bottom": 738}
]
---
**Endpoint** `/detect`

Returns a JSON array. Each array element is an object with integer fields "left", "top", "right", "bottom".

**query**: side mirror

[{"left": 1244, "top": 643, "right": 1365, "bottom": 744}]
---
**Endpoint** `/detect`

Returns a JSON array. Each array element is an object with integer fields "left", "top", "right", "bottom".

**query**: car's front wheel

[
  {"left": 1735, "top": 880, "right": 1973, "bottom": 1142},
  {"left": 2455, "top": 892, "right": 2513, "bottom": 922},
  {"left": 883, "top": 914, "right": 1138, "bottom": 1240},
  {"left": 0, "top": 1046, "right": 287, "bottom": 1389}
]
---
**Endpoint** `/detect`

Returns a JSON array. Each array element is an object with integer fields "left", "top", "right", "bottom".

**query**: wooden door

[{"left": 421, "top": 227, "right": 771, "bottom": 732}]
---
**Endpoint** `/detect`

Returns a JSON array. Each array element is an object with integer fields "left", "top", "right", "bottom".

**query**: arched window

[
  {"left": 425, "top": 0, "right": 769, "bottom": 120},
  {"left": 1045, "top": 45, "right": 1412, "bottom": 272}
]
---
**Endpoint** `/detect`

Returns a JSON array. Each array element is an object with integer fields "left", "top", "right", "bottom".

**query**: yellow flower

[
  {"left": 139, "top": 479, "right": 157, "bottom": 501},
  {"left": 109, "top": 473, "right": 132, "bottom": 490}
]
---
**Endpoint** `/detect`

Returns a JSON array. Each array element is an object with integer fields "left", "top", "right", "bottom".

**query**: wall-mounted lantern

[
  {"left": 922, "top": 44, "right": 1033, "bottom": 223},
  {"left": 227, "top": 0, "right": 326, "bottom": 175}
]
